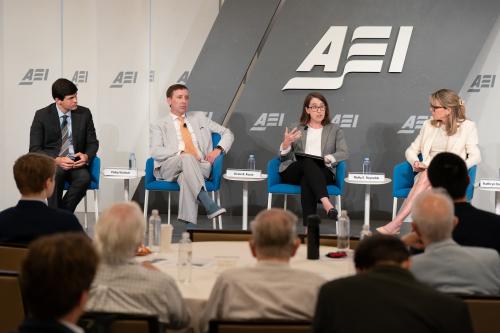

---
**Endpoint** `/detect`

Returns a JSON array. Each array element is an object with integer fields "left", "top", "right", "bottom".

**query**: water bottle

[
  {"left": 247, "top": 154, "right": 256, "bottom": 170},
  {"left": 336, "top": 210, "right": 350, "bottom": 250},
  {"left": 362, "top": 157, "right": 371, "bottom": 174},
  {"left": 148, "top": 209, "right": 161, "bottom": 251},
  {"left": 360, "top": 224, "right": 372, "bottom": 240},
  {"left": 129, "top": 153, "right": 136, "bottom": 170},
  {"left": 177, "top": 232, "right": 192, "bottom": 283}
]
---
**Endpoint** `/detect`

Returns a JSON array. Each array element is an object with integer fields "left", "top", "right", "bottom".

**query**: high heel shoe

[
  {"left": 327, "top": 208, "right": 338, "bottom": 220},
  {"left": 376, "top": 225, "right": 400, "bottom": 235}
]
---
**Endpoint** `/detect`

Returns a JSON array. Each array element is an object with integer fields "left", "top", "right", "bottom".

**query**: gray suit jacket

[
  {"left": 410, "top": 239, "right": 500, "bottom": 295},
  {"left": 279, "top": 123, "right": 348, "bottom": 178},
  {"left": 150, "top": 111, "right": 234, "bottom": 169}
]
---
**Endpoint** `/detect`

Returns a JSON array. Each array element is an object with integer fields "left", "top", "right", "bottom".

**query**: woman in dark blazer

[{"left": 279, "top": 92, "right": 349, "bottom": 226}]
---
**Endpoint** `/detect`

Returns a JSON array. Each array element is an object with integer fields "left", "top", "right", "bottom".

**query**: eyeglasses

[
  {"left": 430, "top": 104, "right": 446, "bottom": 111},
  {"left": 308, "top": 105, "right": 326, "bottom": 112}
]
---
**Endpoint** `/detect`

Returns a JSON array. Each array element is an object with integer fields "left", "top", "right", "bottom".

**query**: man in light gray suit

[
  {"left": 409, "top": 188, "right": 500, "bottom": 295},
  {"left": 150, "top": 84, "right": 234, "bottom": 224}
]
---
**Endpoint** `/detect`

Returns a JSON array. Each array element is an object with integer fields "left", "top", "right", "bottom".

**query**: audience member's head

[
  {"left": 354, "top": 234, "right": 410, "bottom": 272},
  {"left": 95, "top": 202, "right": 145, "bottom": 264},
  {"left": 250, "top": 208, "right": 300, "bottom": 261},
  {"left": 20, "top": 233, "right": 98, "bottom": 322},
  {"left": 52, "top": 78, "right": 78, "bottom": 101},
  {"left": 13, "top": 153, "right": 56, "bottom": 198},
  {"left": 411, "top": 189, "right": 456, "bottom": 245},
  {"left": 427, "top": 152, "right": 469, "bottom": 200}
]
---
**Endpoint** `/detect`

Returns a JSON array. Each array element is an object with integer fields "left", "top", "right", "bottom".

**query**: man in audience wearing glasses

[
  {"left": 18, "top": 233, "right": 98, "bottom": 333},
  {"left": 313, "top": 235, "right": 473, "bottom": 333},
  {"left": 199, "top": 209, "right": 325, "bottom": 333},
  {"left": 409, "top": 189, "right": 500, "bottom": 295},
  {"left": 0, "top": 153, "right": 84, "bottom": 244},
  {"left": 85, "top": 202, "right": 190, "bottom": 330}
]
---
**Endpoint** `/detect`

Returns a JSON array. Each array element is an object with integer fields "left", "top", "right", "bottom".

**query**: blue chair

[
  {"left": 144, "top": 133, "right": 224, "bottom": 229},
  {"left": 267, "top": 157, "right": 346, "bottom": 212},
  {"left": 392, "top": 159, "right": 477, "bottom": 219},
  {"left": 64, "top": 156, "right": 100, "bottom": 230}
]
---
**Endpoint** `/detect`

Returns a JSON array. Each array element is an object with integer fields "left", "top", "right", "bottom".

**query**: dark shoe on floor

[
  {"left": 207, "top": 207, "right": 226, "bottom": 219},
  {"left": 327, "top": 208, "right": 338, "bottom": 220}
]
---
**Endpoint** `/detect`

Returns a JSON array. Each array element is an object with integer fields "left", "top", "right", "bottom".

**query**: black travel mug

[{"left": 307, "top": 215, "right": 321, "bottom": 260}]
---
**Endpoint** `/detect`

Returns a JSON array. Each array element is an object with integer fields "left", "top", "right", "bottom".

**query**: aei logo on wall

[
  {"left": 72, "top": 71, "right": 88, "bottom": 84},
  {"left": 18, "top": 68, "right": 49, "bottom": 85},
  {"left": 110, "top": 71, "right": 138, "bottom": 88},
  {"left": 250, "top": 113, "right": 285, "bottom": 131},
  {"left": 467, "top": 74, "right": 496, "bottom": 93},
  {"left": 331, "top": 114, "right": 359, "bottom": 128},
  {"left": 283, "top": 26, "right": 413, "bottom": 90},
  {"left": 397, "top": 115, "right": 429, "bottom": 134}
]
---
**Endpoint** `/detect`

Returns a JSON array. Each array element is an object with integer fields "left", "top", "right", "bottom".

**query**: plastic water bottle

[
  {"left": 247, "top": 154, "right": 256, "bottom": 170},
  {"left": 336, "top": 210, "right": 350, "bottom": 250},
  {"left": 362, "top": 157, "right": 371, "bottom": 174},
  {"left": 148, "top": 209, "right": 161, "bottom": 251},
  {"left": 129, "top": 153, "right": 136, "bottom": 170},
  {"left": 177, "top": 232, "right": 192, "bottom": 283},
  {"left": 360, "top": 224, "right": 372, "bottom": 240}
]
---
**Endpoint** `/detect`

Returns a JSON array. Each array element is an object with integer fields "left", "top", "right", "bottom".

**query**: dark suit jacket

[
  {"left": 0, "top": 200, "right": 84, "bottom": 244},
  {"left": 453, "top": 202, "right": 500, "bottom": 254},
  {"left": 29, "top": 103, "right": 99, "bottom": 160},
  {"left": 313, "top": 266, "right": 473, "bottom": 333},
  {"left": 17, "top": 318, "right": 75, "bottom": 333}
]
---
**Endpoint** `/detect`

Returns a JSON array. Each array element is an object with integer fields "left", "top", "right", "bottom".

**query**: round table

[
  {"left": 222, "top": 174, "right": 268, "bottom": 230},
  {"left": 344, "top": 177, "right": 392, "bottom": 228}
]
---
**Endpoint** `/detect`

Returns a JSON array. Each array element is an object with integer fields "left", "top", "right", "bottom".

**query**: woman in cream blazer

[{"left": 378, "top": 89, "right": 481, "bottom": 235}]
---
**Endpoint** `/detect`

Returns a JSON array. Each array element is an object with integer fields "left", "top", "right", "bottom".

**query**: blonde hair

[
  {"left": 430, "top": 89, "right": 466, "bottom": 136},
  {"left": 94, "top": 202, "right": 145, "bottom": 264}
]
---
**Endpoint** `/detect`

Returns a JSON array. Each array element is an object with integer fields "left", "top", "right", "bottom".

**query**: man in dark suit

[
  {"left": 0, "top": 153, "right": 84, "bottom": 244},
  {"left": 313, "top": 235, "right": 473, "bottom": 333},
  {"left": 29, "top": 78, "right": 99, "bottom": 212},
  {"left": 18, "top": 233, "right": 98, "bottom": 333},
  {"left": 427, "top": 152, "right": 500, "bottom": 254}
]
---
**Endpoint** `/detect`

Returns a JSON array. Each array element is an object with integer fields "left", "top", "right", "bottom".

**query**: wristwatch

[{"left": 216, "top": 145, "right": 225, "bottom": 153}]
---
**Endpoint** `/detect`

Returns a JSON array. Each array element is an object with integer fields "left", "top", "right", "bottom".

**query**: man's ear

[
  {"left": 452, "top": 216, "right": 459, "bottom": 227},
  {"left": 401, "top": 259, "right": 411, "bottom": 270},
  {"left": 466, "top": 175, "right": 470, "bottom": 187},
  {"left": 290, "top": 238, "right": 301, "bottom": 258},
  {"left": 249, "top": 239, "right": 257, "bottom": 258}
]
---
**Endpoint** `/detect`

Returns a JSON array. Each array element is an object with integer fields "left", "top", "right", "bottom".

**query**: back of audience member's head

[
  {"left": 21, "top": 233, "right": 98, "bottom": 321},
  {"left": 427, "top": 152, "right": 468, "bottom": 200},
  {"left": 250, "top": 208, "right": 299, "bottom": 260},
  {"left": 411, "top": 189, "right": 455, "bottom": 243},
  {"left": 354, "top": 235, "right": 410, "bottom": 272},
  {"left": 13, "top": 153, "right": 55, "bottom": 196},
  {"left": 95, "top": 201, "right": 145, "bottom": 264}
]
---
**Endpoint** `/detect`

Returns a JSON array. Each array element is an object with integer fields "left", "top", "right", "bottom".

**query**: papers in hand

[
  {"left": 226, "top": 169, "right": 262, "bottom": 178},
  {"left": 348, "top": 172, "right": 385, "bottom": 182}
]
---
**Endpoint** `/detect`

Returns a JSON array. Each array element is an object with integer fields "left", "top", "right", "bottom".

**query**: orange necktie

[{"left": 179, "top": 117, "right": 199, "bottom": 159}]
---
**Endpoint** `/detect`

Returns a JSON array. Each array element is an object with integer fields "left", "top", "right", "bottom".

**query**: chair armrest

[
  {"left": 145, "top": 158, "right": 156, "bottom": 185},
  {"left": 334, "top": 160, "right": 346, "bottom": 193},
  {"left": 267, "top": 157, "right": 281, "bottom": 188}
]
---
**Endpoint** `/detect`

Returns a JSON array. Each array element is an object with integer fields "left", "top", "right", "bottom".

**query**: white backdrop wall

[{"left": 0, "top": 0, "right": 220, "bottom": 211}]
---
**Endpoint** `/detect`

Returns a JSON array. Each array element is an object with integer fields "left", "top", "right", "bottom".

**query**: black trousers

[
  {"left": 280, "top": 158, "right": 335, "bottom": 226},
  {"left": 49, "top": 166, "right": 91, "bottom": 212}
]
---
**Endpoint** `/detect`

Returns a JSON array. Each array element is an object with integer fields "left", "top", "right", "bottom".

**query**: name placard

[
  {"left": 226, "top": 169, "right": 262, "bottom": 178},
  {"left": 479, "top": 179, "right": 500, "bottom": 188},
  {"left": 104, "top": 168, "right": 138, "bottom": 177},
  {"left": 348, "top": 172, "right": 385, "bottom": 182}
]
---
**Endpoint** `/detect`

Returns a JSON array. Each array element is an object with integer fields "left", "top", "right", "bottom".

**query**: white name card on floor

[
  {"left": 103, "top": 168, "right": 138, "bottom": 177},
  {"left": 348, "top": 172, "right": 385, "bottom": 182},
  {"left": 479, "top": 179, "right": 500, "bottom": 188},
  {"left": 226, "top": 169, "right": 262, "bottom": 178}
]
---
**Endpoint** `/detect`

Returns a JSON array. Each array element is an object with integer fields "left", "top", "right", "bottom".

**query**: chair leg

[
  {"left": 84, "top": 195, "right": 88, "bottom": 231},
  {"left": 267, "top": 193, "right": 272, "bottom": 209},
  {"left": 336, "top": 195, "right": 342, "bottom": 212},
  {"left": 217, "top": 191, "right": 223, "bottom": 229},
  {"left": 144, "top": 190, "right": 149, "bottom": 220},
  {"left": 392, "top": 197, "right": 398, "bottom": 220},
  {"left": 94, "top": 189, "right": 99, "bottom": 226},
  {"left": 168, "top": 192, "right": 171, "bottom": 225},
  {"left": 284, "top": 195, "right": 288, "bottom": 211},
  {"left": 211, "top": 192, "right": 216, "bottom": 229}
]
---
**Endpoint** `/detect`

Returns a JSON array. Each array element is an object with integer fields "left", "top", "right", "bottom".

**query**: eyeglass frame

[
  {"left": 429, "top": 104, "right": 447, "bottom": 111},
  {"left": 307, "top": 105, "right": 326, "bottom": 112}
]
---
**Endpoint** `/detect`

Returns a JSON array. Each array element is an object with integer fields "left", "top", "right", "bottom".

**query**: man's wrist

[{"left": 215, "top": 145, "right": 224, "bottom": 153}]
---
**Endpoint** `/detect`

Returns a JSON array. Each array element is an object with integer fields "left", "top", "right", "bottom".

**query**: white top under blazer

[{"left": 405, "top": 119, "right": 481, "bottom": 169}]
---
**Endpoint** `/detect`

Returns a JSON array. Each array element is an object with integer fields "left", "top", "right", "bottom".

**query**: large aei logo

[{"left": 283, "top": 26, "right": 413, "bottom": 90}]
